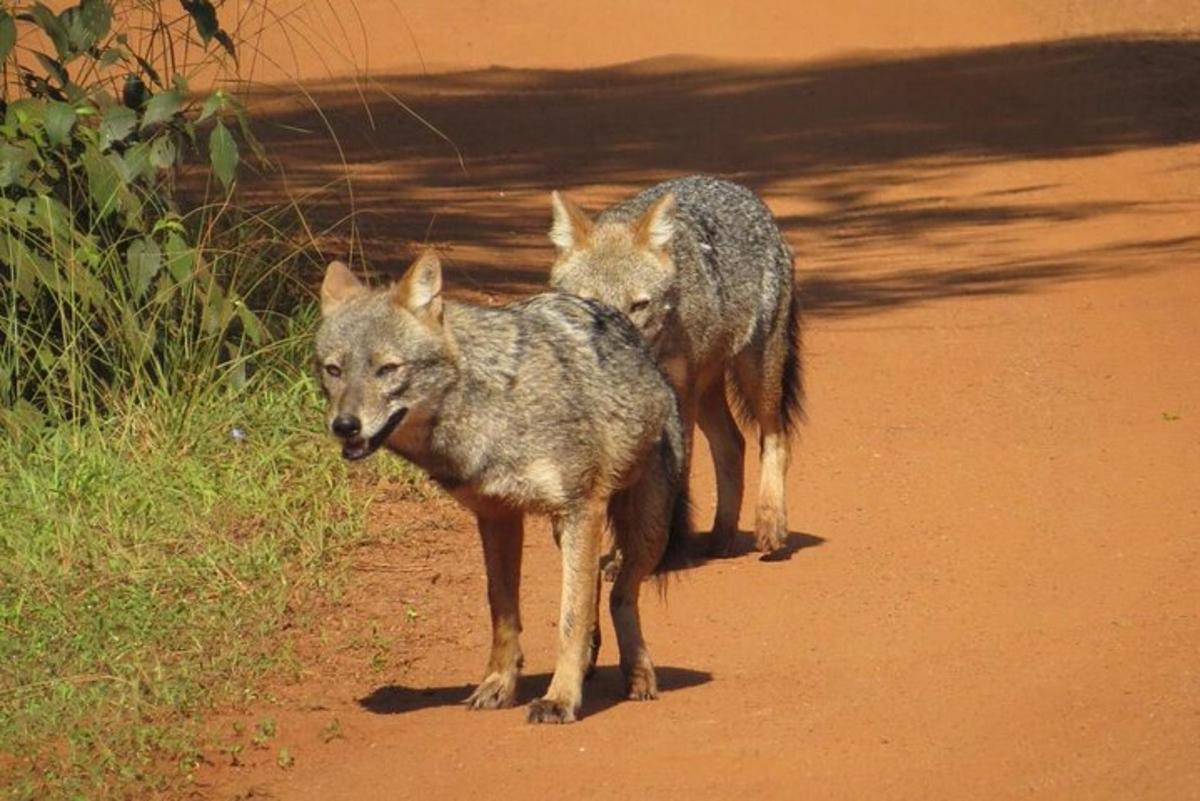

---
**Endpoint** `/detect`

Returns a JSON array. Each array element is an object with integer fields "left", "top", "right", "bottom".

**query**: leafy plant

[{"left": 0, "top": 1, "right": 274, "bottom": 424}]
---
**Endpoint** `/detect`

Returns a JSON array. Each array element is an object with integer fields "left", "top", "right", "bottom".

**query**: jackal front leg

[
  {"left": 527, "top": 499, "right": 605, "bottom": 723},
  {"left": 466, "top": 513, "right": 524, "bottom": 710}
]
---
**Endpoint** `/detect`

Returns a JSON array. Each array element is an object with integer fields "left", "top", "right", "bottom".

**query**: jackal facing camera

[{"left": 315, "top": 251, "right": 690, "bottom": 723}]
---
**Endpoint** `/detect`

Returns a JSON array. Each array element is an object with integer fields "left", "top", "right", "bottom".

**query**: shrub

[{"left": 0, "top": 0, "right": 281, "bottom": 426}]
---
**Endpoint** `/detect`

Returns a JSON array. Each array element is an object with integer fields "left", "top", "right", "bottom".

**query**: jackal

[
  {"left": 548, "top": 175, "right": 803, "bottom": 557},
  {"left": 315, "top": 251, "right": 689, "bottom": 723}
]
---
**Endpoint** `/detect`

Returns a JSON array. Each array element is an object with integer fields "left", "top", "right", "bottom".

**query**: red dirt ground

[{"left": 199, "top": 3, "right": 1199, "bottom": 799}]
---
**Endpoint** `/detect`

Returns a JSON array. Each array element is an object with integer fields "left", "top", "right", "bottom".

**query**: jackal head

[
  {"left": 547, "top": 191, "right": 678, "bottom": 345},
  {"left": 315, "top": 251, "right": 457, "bottom": 461}
]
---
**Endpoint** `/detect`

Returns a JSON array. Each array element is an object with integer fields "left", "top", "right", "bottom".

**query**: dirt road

[{"left": 202, "top": 3, "right": 1199, "bottom": 798}]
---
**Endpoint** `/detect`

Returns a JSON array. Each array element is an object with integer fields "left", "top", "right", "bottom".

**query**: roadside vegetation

[{"left": 0, "top": 2, "right": 409, "bottom": 797}]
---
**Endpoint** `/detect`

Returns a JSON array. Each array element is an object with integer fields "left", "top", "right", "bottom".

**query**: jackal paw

[
  {"left": 465, "top": 672, "right": 518, "bottom": 710},
  {"left": 526, "top": 697, "right": 578, "bottom": 724},
  {"left": 600, "top": 548, "right": 624, "bottom": 582},
  {"left": 754, "top": 511, "right": 788, "bottom": 558},
  {"left": 622, "top": 660, "right": 659, "bottom": 701}
]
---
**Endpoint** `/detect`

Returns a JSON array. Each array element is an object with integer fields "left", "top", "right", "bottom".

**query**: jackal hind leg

[
  {"left": 601, "top": 365, "right": 696, "bottom": 582},
  {"left": 697, "top": 378, "right": 745, "bottom": 557},
  {"left": 732, "top": 344, "right": 791, "bottom": 556},
  {"left": 606, "top": 469, "right": 674, "bottom": 701},
  {"left": 466, "top": 513, "right": 524, "bottom": 710},
  {"left": 526, "top": 499, "right": 606, "bottom": 724}
]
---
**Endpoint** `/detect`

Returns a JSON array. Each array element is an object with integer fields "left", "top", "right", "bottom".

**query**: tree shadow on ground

[
  {"left": 238, "top": 34, "right": 1199, "bottom": 312},
  {"left": 358, "top": 665, "right": 712, "bottom": 718}
]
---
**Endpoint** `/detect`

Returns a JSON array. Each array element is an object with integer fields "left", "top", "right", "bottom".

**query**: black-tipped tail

[
  {"left": 780, "top": 287, "right": 806, "bottom": 436},
  {"left": 654, "top": 482, "right": 694, "bottom": 576}
]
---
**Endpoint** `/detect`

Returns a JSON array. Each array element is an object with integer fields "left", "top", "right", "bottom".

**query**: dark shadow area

[
  {"left": 251, "top": 36, "right": 1200, "bottom": 194},
  {"left": 239, "top": 34, "right": 1200, "bottom": 309},
  {"left": 805, "top": 257, "right": 1095, "bottom": 317},
  {"left": 801, "top": 231, "right": 1199, "bottom": 316},
  {"left": 687, "top": 530, "right": 826, "bottom": 565},
  {"left": 358, "top": 665, "right": 712, "bottom": 718}
]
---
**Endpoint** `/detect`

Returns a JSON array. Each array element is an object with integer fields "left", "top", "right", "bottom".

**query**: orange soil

[{"left": 199, "top": 2, "right": 1199, "bottom": 799}]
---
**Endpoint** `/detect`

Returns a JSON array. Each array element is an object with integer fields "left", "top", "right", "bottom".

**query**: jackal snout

[{"left": 330, "top": 414, "right": 361, "bottom": 439}]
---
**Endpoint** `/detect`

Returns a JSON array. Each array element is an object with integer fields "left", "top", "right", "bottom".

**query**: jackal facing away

[
  {"left": 548, "top": 175, "right": 803, "bottom": 557},
  {"left": 315, "top": 252, "right": 689, "bottom": 723}
]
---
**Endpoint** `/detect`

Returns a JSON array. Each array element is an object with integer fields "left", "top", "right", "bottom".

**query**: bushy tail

[
  {"left": 653, "top": 481, "right": 694, "bottom": 576},
  {"left": 727, "top": 278, "right": 805, "bottom": 435},
  {"left": 780, "top": 287, "right": 806, "bottom": 436}
]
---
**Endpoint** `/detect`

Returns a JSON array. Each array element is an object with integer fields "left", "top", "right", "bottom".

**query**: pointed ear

[
  {"left": 391, "top": 250, "right": 444, "bottom": 323},
  {"left": 321, "top": 260, "right": 365, "bottom": 317},
  {"left": 549, "top": 190, "right": 594, "bottom": 251},
  {"left": 634, "top": 193, "right": 676, "bottom": 250}
]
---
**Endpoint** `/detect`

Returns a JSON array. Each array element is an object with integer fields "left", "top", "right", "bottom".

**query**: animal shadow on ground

[
  {"left": 358, "top": 666, "right": 712, "bottom": 718},
  {"left": 692, "top": 530, "right": 825, "bottom": 565}
]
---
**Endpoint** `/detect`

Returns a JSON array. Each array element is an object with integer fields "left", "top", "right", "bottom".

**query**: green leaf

[
  {"left": 126, "top": 237, "right": 162, "bottom": 301},
  {"left": 0, "top": 231, "right": 48, "bottom": 300},
  {"left": 79, "top": 0, "right": 112, "bottom": 41},
  {"left": 44, "top": 101, "right": 76, "bottom": 146},
  {"left": 81, "top": 148, "right": 122, "bottom": 216},
  {"left": 180, "top": 0, "right": 236, "bottom": 59},
  {"left": 181, "top": 0, "right": 220, "bottom": 42},
  {"left": 64, "top": 81, "right": 89, "bottom": 105},
  {"left": 99, "top": 105, "right": 137, "bottom": 149},
  {"left": 209, "top": 121, "right": 238, "bottom": 190},
  {"left": 0, "top": 12, "right": 16, "bottom": 64},
  {"left": 34, "top": 51, "right": 69, "bottom": 86},
  {"left": 98, "top": 46, "right": 122, "bottom": 67},
  {"left": 23, "top": 4, "right": 70, "bottom": 60},
  {"left": 149, "top": 135, "right": 177, "bottom": 169},
  {"left": 120, "top": 141, "right": 152, "bottom": 182},
  {"left": 228, "top": 98, "right": 266, "bottom": 162},
  {"left": 198, "top": 92, "right": 223, "bottom": 122},
  {"left": 29, "top": 194, "right": 77, "bottom": 251},
  {"left": 0, "top": 143, "right": 32, "bottom": 188},
  {"left": 150, "top": 270, "right": 179, "bottom": 305},
  {"left": 63, "top": 250, "right": 108, "bottom": 309},
  {"left": 4, "top": 98, "right": 40, "bottom": 126},
  {"left": 163, "top": 231, "right": 195, "bottom": 285},
  {"left": 59, "top": 1, "right": 104, "bottom": 55},
  {"left": 140, "top": 89, "right": 183, "bottom": 130},
  {"left": 120, "top": 305, "right": 154, "bottom": 363},
  {"left": 202, "top": 282, "right": 233, "bottom": 334},
  {"left": 236, "top": 302, "right": 265, "bottom": 346},
  {"left": 0, "top": 229, "right": 61, "bottom": 298}
]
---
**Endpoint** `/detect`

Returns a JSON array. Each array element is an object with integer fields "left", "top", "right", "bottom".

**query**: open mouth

[{"left": 339, "top": 407, "right": 407, "bottom": 461}]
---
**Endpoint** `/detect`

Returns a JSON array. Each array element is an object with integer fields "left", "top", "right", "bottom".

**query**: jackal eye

[
  {"left": 323, "top": 363, "right": 341, "bottom": 379},
  {"left": 375, "top": 363, "right": 400, "bottom": 378},
  {"left": 629, "top": 298, "right": 651, "bottom": 314}
]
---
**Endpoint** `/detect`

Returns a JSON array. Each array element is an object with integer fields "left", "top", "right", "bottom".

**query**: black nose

[{"left": 331, "top": 414, "right": 362, "bottom": 439}]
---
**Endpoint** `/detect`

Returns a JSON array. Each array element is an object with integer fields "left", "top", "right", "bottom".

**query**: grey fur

[
  {"left": 549, "top": 175, "right": 803, "bottom": 557},
  {"left": 315, "top": 252, "right": 689, "bottom": 723}
]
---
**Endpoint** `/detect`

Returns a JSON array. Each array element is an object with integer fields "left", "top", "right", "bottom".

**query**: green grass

[
  {"left": 0, "top": 354, "right": 417, "bottom": 800},
  {"left": 0, "top": 1, "right": 440, "bottom": 797}
]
